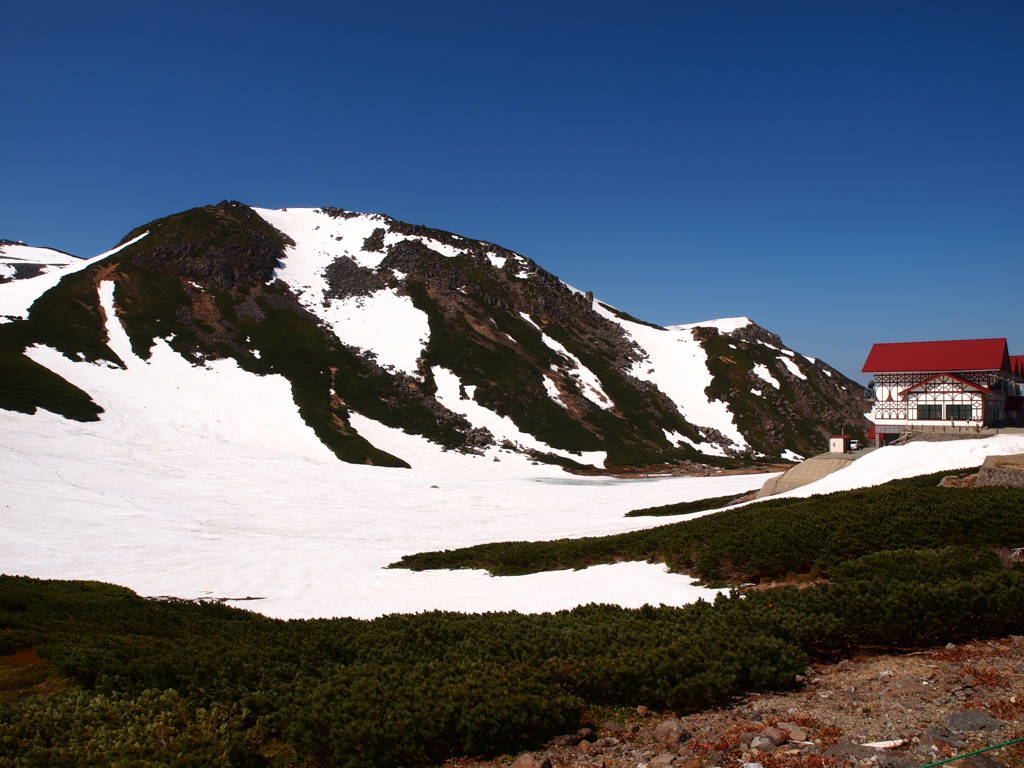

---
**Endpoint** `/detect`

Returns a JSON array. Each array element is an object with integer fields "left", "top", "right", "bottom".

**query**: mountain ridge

[{"left": 0, "top": 200, "right": 869, "bottom": 470}]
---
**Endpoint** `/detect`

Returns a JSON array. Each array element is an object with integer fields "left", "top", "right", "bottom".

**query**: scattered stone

[
  {"left": 602, "top": 721, "right": 624, "bottom": 735},
  {"left": 637, "top": 705, "right": 650, "bottom": 717},
  {"left": 759, "top": 726, "right": 786, "bottom": 746},
  {"left": 650, "top": 754, "right": 676, "bottom": 766}
]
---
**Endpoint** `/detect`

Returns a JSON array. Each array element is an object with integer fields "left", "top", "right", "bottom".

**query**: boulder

[
  {"left": 961, "top": 754, "right": 1008, "bottom": 768},
  {"left": 549, "top": 734, "right": 582, "bottom": 747},
  {"left": 944, "top": 711, "right": 1003, "bottom": 733},
  {"left": 760, "top": 726, "right": 787, "bottom": 746},
  {"left": 654, "top": 719, "right": 690, "bottom": 745},
  {"left": 510, "top": 754, "right": 552, "bottom": 768}
]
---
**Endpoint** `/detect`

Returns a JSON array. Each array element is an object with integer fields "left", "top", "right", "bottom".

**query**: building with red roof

[{"left": 862, "top": 338, "right": 1023, "bottom": 442}]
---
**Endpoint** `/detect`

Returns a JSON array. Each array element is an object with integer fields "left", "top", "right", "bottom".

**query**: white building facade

[{"left": 863, "top": 338, "right": 1022, "bottom": 440}]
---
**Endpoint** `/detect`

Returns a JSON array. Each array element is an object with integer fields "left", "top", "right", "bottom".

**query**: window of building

[
  {"left": 917, "top": 404, "right": 942, "bottom": 420},
  {"left": 946, "top": 404, "right": 973, "bottom": 420}
]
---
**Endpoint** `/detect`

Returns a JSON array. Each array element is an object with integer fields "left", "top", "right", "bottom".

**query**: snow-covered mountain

[{"left": 0, "top": 201, "right": 868, "bottom": 470}]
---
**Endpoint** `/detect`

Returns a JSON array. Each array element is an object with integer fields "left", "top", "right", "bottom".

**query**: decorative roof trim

[{"left": 897, "top": 372, "right": 995, "bottom": 398}]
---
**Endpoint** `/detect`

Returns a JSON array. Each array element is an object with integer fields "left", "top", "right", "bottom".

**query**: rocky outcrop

[{"left": 121, "top": 201, "right": 294, "bottom": 290}]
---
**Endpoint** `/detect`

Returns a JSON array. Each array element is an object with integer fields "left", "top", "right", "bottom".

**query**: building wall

[{"left": 870, "top": 370, "right": 1002, "bottom": 429}]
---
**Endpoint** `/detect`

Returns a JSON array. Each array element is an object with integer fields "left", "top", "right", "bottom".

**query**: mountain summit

[{"left": 0, "top": 201, "right": 868, "bottom": 469}]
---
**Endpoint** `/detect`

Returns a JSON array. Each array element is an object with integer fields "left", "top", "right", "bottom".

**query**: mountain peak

[{"left": 0, "top": 202, "right": 870, "bottom": 469}]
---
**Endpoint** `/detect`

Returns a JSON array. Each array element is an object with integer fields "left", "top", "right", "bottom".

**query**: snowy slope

[
  {"left": 0, "top": 241, "right": 79, "bottom": 284},
  {"left": 595, "top": 305, "right": 751, "bottom": 454}
]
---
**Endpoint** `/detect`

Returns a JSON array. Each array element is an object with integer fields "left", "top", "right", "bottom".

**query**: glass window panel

[{"left": 946, "top": 404, "right": 972, "bottom": 420}]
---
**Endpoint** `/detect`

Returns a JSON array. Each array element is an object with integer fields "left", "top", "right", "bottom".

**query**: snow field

[{"left": 4, "top": 276, "right": 768, "bottom": 619}]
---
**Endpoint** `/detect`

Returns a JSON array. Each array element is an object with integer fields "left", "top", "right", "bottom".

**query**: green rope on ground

[{"left": 917, "top": 736, "right": 1024, "bottom": 768}]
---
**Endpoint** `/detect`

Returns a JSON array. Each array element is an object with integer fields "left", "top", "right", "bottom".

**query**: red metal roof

[
  {"left": 1011, "top": 356, "right": 1024, "bottom": 377},
  {"left": 862, "top": 338, "right": 1010, "bottom": 374}
]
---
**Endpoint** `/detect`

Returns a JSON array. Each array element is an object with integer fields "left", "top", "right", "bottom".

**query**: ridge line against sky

[{"left": 3, "top": 0, "right": 1021, "bottom": 383}]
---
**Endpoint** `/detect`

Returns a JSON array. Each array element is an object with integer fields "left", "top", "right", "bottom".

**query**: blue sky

[{"left": 4, "top": 1, "right": 1022, "bottom": 382}]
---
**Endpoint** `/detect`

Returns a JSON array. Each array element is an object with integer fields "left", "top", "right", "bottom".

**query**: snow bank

[{"left": 782, "top": 434, "right": 1024, "bottom": 498}]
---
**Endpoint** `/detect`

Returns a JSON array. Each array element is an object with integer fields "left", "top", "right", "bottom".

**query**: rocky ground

[{"left": 450, "top": 636, "right": 1024, "bottom": 768}]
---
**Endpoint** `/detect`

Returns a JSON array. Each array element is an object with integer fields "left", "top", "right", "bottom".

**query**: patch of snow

[
  {"left": 665, "top": 317, "right": 752, "bottom": 335},
  {"left": 802, "top": 355, "right": 817, "bottom": 364},
  {"left": 823, "top": 368, "right": 832, "bottom": 377},
  {"left": 431, "top": 366, "right": 606, "bottom": 466},
  {"left": 383, "top": 231, "right": 465, "bottom": 259},
  {"left": 780, "top": 356, "right": 806, "bottom": 380},
  {"left": 752, "top": 363, "right": 780, "bottom": 389},
  {"left": 595, "top": 303, "right": 749, "bottom": 454},
  {"left": 779, "top": 348, "right": 795, "bottom": 357},
  {"left": 540, "top": 333, "right": 611, "bottom": 406},
  {"left": 255, "top": 207, "right": 390, "bottom": 271},
  {"left": 0, "top": 264, "right": 15, "bottom": 280},
  {"left": 487, "top": 254, "right": 507, "bottom": 269},
  {"left": 320, "top": 288, "right": 429, "bottom": 376},
  {"left": 750, "top": 388, "right": 762, "bottom": 397},
  {"left": 542, "top": 376, "right": 567, "bottom": 409},
  {"left": 781, "top": 449, "right": 804, "bottom": 462},
  {"left": 519, "top": 312, "right": 541, "bottom": 330},
  {"left": 252, "top": 208, "right": 430, "bottom": 375}
]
